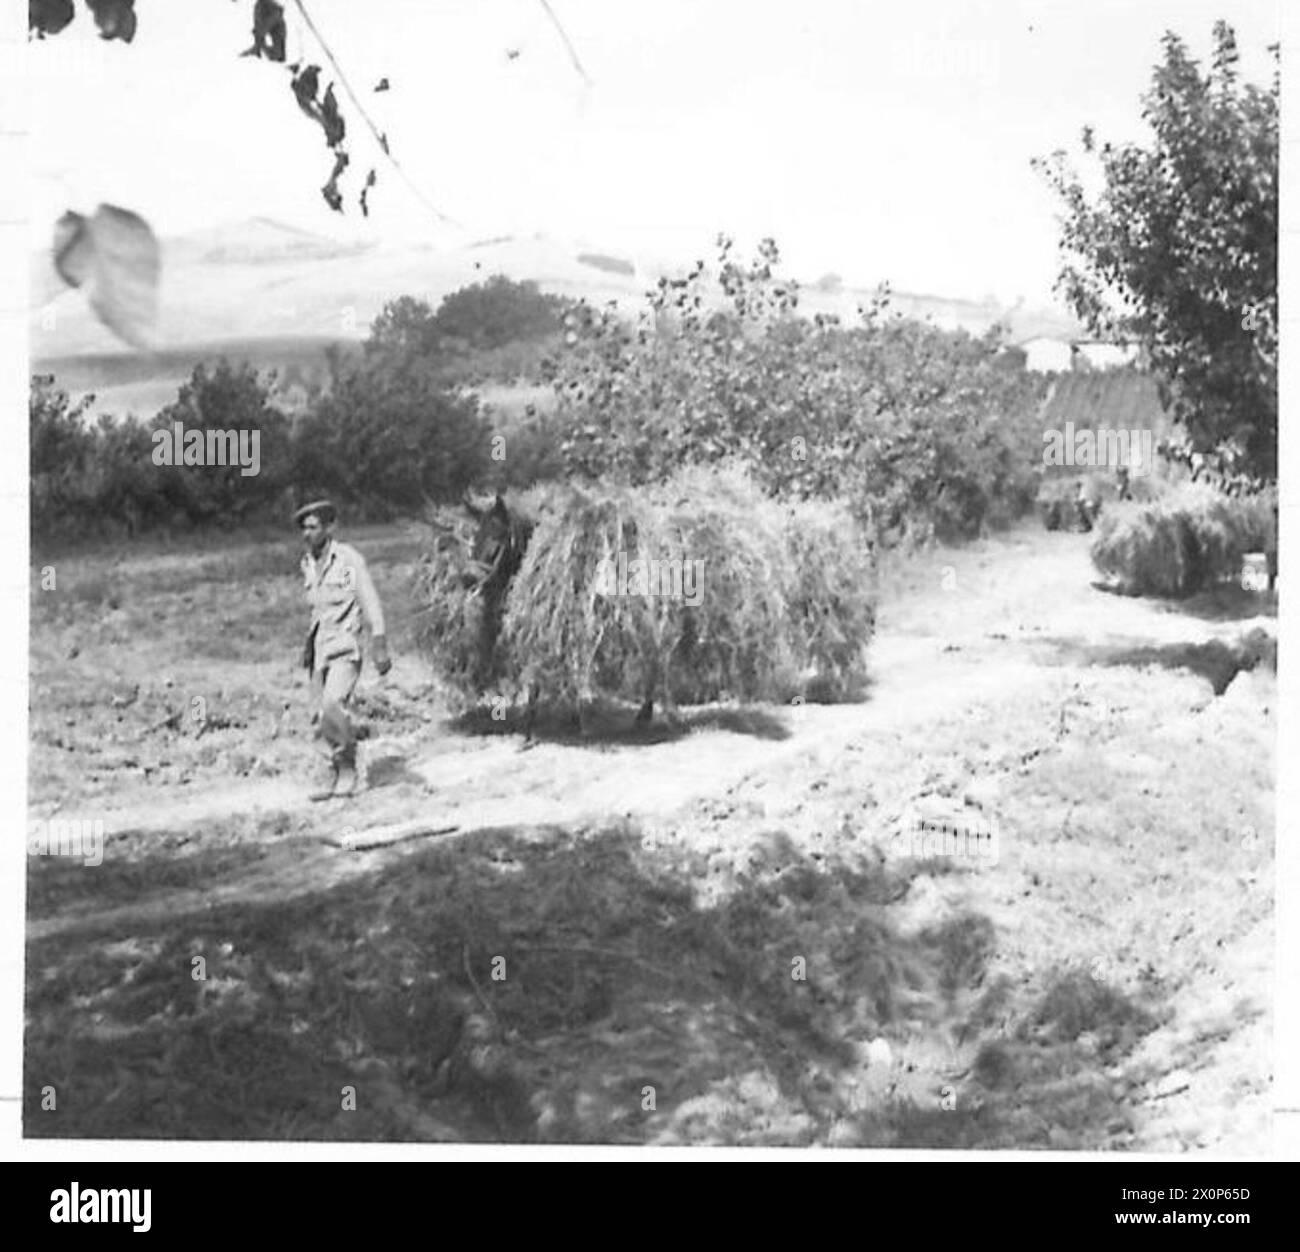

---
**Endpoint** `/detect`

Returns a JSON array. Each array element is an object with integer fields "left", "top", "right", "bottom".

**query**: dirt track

[{"left": 26, "top": 524, "right": 1275, "bottom": 1147}]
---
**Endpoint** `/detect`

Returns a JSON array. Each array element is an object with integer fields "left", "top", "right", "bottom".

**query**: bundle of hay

[
  {"left": 500, "top": 483, "right": 662, "bottom": 708},
  {"left": 413, "top": 520, "right": 508, "bottom": 704},
  {"left": 648, "top": 464, "right": 806, "bottom": 704},
  {"left": 416, "top": 464, "right": 877, "bottom": 717},
  {"left": 781, "top": 494, "right": 878, "bottom": 700},
  {"left": 1090, "top": 484, "right": 1276, "bottom": 597}
]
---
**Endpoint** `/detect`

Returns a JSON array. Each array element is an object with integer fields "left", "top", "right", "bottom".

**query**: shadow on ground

[
  {"left": 26, "top": 814, "right": 1162, "bottom": 1146},
  {"left": 446, "top": 697, "right": 793, "bottom": 746},
  {"left": 365, "top": 754, "right": 430, "bottom": 790},
  {"left": 1033, "top": 633, "right": 1275, "bottom": 696},
  {"left": 1089, "top": 579, "right": 1277, "bottom": 624}
]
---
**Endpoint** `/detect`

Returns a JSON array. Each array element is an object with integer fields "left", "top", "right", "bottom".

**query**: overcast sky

[{"left": 25, "top": 0, "right": 1281, "bottom": 305}]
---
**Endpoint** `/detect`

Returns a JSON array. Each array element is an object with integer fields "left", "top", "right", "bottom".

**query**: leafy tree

[
  {"left": 546, "top": 237, "right": 1047, "bottom": 542},
  {"left": 155, "top": 360, "right": 293, "bottom": 525},
  {"left": 1035, "top": 22, "right": 1278, "bottom": 484},
  {"left": 293, "top": 354, "right": 491, "bottom": 515},
  {"left": 30, "top": 364, "right": 290, "bottom": 537},
  {"left": 364, "top": 296, "right": 440, "bottom": 362},
  {"left": 30, "top": 379, "right": 96, "bottom": 533},
  {"left": 432, "top": 275, "right": 572, "bottom": 351},
  {"left": 365, "top": 281, "right": 572, "bottom": 373}
]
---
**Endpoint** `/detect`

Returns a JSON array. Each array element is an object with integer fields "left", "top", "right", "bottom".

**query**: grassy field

[{"left": 25, "top": 520, "right": 1275, "bottom": 1146}]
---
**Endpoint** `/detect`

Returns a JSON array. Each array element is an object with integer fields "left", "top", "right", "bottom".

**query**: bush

[
  {"left": 30, "top": 380, "right": 97, "bottom": 534},
  {"left": 431, "top": 276, "right": 572, "bottom": 351},
  {"left": 293, "top": 354, "right": 492, "bottom": 516},
  {"left": 1089, "top": 483, "right": 1276, "bottom": 596},
  {"left": 486, "top": 408, "right": 567, "bottom": 492},
  {"left": 415, "top": 465, "right": 877, "bottom": 716},
  {"left": 154, "top": 361, "right": 295, "bottom": 527},
  {"left": 30, "top": 365, "right": 293, "bottom": 541},
  {"left": 545, "top": 237, "right": 1048, "bottom": 544},
  {"left": 31, "top": 346, "right": 496, "bottom": 542}
]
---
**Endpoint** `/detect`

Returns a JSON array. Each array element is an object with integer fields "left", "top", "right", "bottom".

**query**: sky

[{"left": 23, "top": 0, "right": 1282, "bottom": 307}]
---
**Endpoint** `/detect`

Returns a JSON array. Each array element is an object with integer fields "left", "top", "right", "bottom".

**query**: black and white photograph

[{"left": 7, "top": 0, "right": 1295, "bottom": 1174}]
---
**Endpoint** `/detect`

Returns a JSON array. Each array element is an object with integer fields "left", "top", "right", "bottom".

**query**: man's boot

[
  {"left": 333, "top": 745, "right": 359, "bottom": 799},
  {"left": 309, "top": 761, "right": 339, "bottom": 802}
]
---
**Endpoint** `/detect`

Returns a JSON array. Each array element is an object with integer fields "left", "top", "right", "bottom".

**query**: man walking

[{"left": 296, "top": 500, "right": 391, "bottom": 800}]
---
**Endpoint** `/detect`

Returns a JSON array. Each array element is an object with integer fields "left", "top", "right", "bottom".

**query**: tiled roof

[{"left": 1039, "top": 370, "right": 1167, "bottom": 429}]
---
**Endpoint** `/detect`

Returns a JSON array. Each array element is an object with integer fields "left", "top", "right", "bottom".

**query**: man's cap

[{"left": 295, "top": 500, "right": 337, "bottom": 525}]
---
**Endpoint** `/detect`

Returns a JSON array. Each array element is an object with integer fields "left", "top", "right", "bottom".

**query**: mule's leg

[
  {"left": 571, "top": 660, "right": 596, "bottom": 738},
  {"left": 659, "top": 659, "right": 680, "bottom": 728},
  {"left": 521, "top": 683, "right": 540, "bottom": 748},
  {"left": 566, "top": 682, "right": 588, "bottom": 737},
  {"left": 635, "top": 655, "right": 657, "bottom": 725}
]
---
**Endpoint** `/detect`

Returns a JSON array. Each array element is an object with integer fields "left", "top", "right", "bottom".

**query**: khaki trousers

[{"left": 313, "top": 658, "right": 361, "bottom": 767}]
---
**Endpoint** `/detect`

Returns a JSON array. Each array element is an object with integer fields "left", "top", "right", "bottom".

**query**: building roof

[
  {"left": 1039, "top": 370, "right": 1167, "bottom": 429},
  {"left": 1013, "top": 334, "right": 1137, "bottom": 348}
]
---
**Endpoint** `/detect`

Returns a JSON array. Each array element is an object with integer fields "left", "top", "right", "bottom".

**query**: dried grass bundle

[
  {"left": 1090, "top": 484, "right": 1276, "bottom": 597},
  {"left": 413, "top": 519, "right": 510, "bottom": 706},
  {"left": 416, "top": 465, "right": 879, "bottom": 715}
]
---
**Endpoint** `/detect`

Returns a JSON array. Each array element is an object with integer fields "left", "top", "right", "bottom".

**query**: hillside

[{"left": 30, "top": 216, "right": 1083, "bottom": 419}]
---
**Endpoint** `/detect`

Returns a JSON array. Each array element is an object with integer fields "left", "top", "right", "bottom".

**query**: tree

[
  {"left": 432, "top": 275, "right": 571, "bottom": 351},
  {"left": 30, "top": 378, "right": 95, "bottom": 533},
  {"left": 546, "top": 236, "right": 1047, "bottom": 542},
  {"left": 293, "top": 353, "right": 491, "bottom": 515},
  {"left": 155, "top": 360, "right": 293, "bottom": 525},
  {"left": 29, "top": 364, "right": 292, "bottom": 538},
  {"left": 1035, "top": 23, "right": 1278, "bottom": 484},
  {"left": 364, "top": 296, "right": 440, "bottom": 362}
]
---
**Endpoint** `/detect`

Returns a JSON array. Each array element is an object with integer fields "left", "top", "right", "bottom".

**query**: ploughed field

[{"left": 26, "top": 521, "right": 1274, "bottom": 1147}]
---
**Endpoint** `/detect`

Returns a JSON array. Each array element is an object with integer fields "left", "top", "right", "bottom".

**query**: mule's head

[{"left": 461, "top": 489, "right": 526, "bottom": 593}]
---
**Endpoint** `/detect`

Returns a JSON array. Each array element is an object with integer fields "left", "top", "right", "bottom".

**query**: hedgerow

[
  {"left": 31, "top": 350, "right": 494, "bottom": 539},
  {"left": 544, "top": 237, "right": 1049, "bottom": 544},
  {"left": 30, "top": 366, "right": 295, "bottom": 540}
]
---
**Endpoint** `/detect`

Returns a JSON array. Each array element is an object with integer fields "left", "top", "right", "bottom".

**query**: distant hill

[
  {"left": 29, "top": 216, "right": 1083, "bottom": 418},
  {"left": 32, "top": 336, "right": 355, "bottom": 422}
]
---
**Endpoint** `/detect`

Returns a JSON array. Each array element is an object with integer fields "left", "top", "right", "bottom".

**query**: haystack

[
  {"left": 1090, "top": 484, "right": 1277, "bottom": 597},
  {"left": 416, "top": 464, "right": 878, "bottom": 716}
]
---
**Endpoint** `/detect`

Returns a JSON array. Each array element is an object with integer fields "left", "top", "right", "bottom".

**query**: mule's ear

[{"left": 462, "top": 487, "right": 484, "bottom": 518}]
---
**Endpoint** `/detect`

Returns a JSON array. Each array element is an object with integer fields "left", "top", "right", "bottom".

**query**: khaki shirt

[{"left": 302, "top": 539, "right": 386, "bottom": 670}]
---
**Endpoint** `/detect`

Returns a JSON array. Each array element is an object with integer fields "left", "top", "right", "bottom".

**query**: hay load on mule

[
  {"left": 414, "top": 465, "right": 878, "bottom": 732},
  {"left": 1089, "top": 483, "right": 1277, "bottom": 597}
]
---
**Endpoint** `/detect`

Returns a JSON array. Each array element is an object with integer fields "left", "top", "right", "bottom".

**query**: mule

[{"left": 460, "top": 489, "right": 669, "bottom": 742}]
